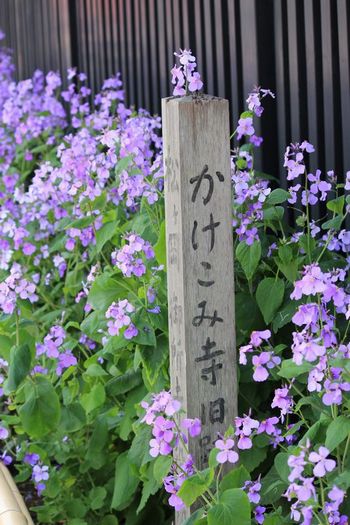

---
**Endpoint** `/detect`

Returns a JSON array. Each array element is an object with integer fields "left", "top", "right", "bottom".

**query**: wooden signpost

[
  {"left": 0, "top": 462, "right": 34, "bottom": 524},
  {"left": 163, "top": 95, "right": 237, "bottom": 523}
]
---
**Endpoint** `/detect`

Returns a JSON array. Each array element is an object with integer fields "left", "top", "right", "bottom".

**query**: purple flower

[
  {"left": 254, "top": 506, "right": 266, "bottom": 524},
  {"left": 252, "top": 352, "right": 271, "bottom": 381},
  {"left": 243, "top": 479, "right": 261, "bottom": 503},
  {"left": 271, "top": 386, "right": 293, "bottom": 421},
  {"left": 288, "top": 451, "right": 306, "bottom": 482},
  {"left": 149, "top": 438, "right": 172, "bottom": 457},
  {"left": 56, "top": 351, "right": 77, "bottom": 376},
  {"left": 24, "top": 453, "right": 40, "bottom": 466},
  {"left": 124, "top": 323, "right": 138, "bottom": 339},
  {"left": 188, "top": 72, "right": 203, "bottom": 92},
  {"left": 106, "top": 299, "right": 135, "bottom": 337},
  {"left": 309, "top": 447, "right": 336, "bottom": 477},
  {"left": 257, "top": 417, "right": 279, "bottom": 435},
  {"left": 215, "top": 438, "right": 239, "bottom": 464},
  {"left": 181, "top": 418, "right": 201, "bottom": 437},
  {"left": 0, "top": 426, "right": 9, "bottom": 439},
  {"left": 236, "top": 117, "right": 255, "bottom": 140},
  {"left": 32, "top": 464, "right": 49, "bottom": 483},
  {"left": 250, "top": 330, "right": 271, "bottom": 347}
]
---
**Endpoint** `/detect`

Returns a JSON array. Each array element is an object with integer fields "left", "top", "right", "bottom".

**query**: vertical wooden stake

[{"left": 163, "top": 95, "right": 237, "bottom": 523}]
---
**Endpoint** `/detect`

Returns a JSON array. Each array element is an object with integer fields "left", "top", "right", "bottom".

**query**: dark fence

[{"left": 0, "top": 0, "right": 349, "bottom": 181}]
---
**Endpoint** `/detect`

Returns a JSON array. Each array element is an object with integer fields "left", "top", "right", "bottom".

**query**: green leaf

[
  {"left": 19, "top": 376, "right": 61, "bottom": 437},
  {"left": 106, "top": 369, "right": 142, "bottom": 396},
  {"left": 95, "top": 220, "right": 118, "bottom": 252},
  {"left": 327, "top": 195, "right": 344, "bottom": 215},
  {"left": 63, "top": 216, "right": 96, "bottom": 230},
  {"left": 86, "top": 418, "right": 109, "bottom": 466},
  {"left": 264, "top": 188, "right": 290, "bottom": 206},
  {"left": 207, "top": 489, "right": 251, "bottom": 525},
  {"left": 0, "top": 334, "right": 13, "bottom": 361},
  {"left": 325, "top": 416, "right": 350, "bottom": 452},
  {"left": 240, "top": 446, "right": 267, "bottom": 472},
  {"left": 236, "top": 241, "right": 261, "bottom": 281},
  {"left": 88, "top": 274, "right": 127, "bottom": 311},
  {"left": 136, "top": 473, "right": 159, "bottom": 513},
  {"left": 140, "top": 335, "right": 168, "bottom": 388},
  {"left": 89, "top": 487, "right": 107, "bottom": 510},
  {"left": 128, "top": 425, "right": 152, "bottom": 468},
  {"left": 80, "top": 383, "right": 106, "bottom": 414},
  {"left": 5, "top": 344, "right": 32, "bottom": 393},
  {"left": 219, "top": 465, "right": 250, "bottom": 493},
  {"left": 256, "top": 278, "right": 285, "bottom": 324},
  {"left": 278, "top": 358, "right": 312, "bottom": 379},
  {"left": 115, "top": 155, "right": 133, "bottom": 176},
  {"left": 263, "top": 206, "right": 284, "bottom": 223},
  {"left": 274, "top": 453, "right": 290, "bottom": 483},
  {"left": 182, "top": 509, "right": 205, "bottom": 525},
  {"left": 100, "top": 517, "right": 119, "bottom": 525},
  {"left": 111, "top": 451, "right": 139, "bottom": 510},
  {"left": 322, "top": 215, "right": 343, "bottom": 231},
  {"left": 153, "top": 455, "right": 172, "bottom": 482},
  {"left": 177, "top": 468, "right": 214, "bottom": 507},
  {"left": 60, "top": 403, "right": 86, "bottom": 433},
  {"left": 80, "top": 310, "right": 106, "bottom": 342},
  {"left": 273, "top": 299, "right": 301, "bottom": 331},
  {"left": 154, "top": 220, "right": 166, "bottom": 266}
]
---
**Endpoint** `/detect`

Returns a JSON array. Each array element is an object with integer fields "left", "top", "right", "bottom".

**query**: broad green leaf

[
  {"left": 278, "top": 358, "right": 312, "bottom": 379},
  {"left": 153, "top": 455, "right": 172, "bottom": 482},
  {"left": 207, "top": 489, "right": 251, "bottom": 525},
  {"left": 136, "top": 473, "right": 159, "bottom": 513},
  {"left": 263, "top": 205, "right": 284, "bottom": 223},
  {"left": 219, "top": 465, "right": 250, "bottom": 493},
  {"left": 88, "top": 274, "right": 127, "bottom": 311},
  {"left": 182, "top": 509, "right": 205, "bottom": 525},
  {"left": 60, "top": 403, "right": 86, "bottom": 433},
  {"left": 327, "top": 195, "right": 344, "bottom": 215},
  {"left": 236, "top": 241, "right": 261, "bottom": 281},
  {"left": 140, "top": 335, "right": 168, "bottom": 388},
  {"left": 111, "top": 451, "right": 139, "bottom": 510},
  {"left": 260, "top": 466, "right": 287, "bottom": 505},
  {"left": 106, "top": 369, "right": 142, "bottom": 396},
  {"left": 95, "top": 220, "right": 118, "bottom": 252},
  {"left": 325, "top": 416, "right": 350, "bottom": 451},
  {"left": 101, "top": 517, "right": 119, "bottom": 525},
  {"left": 154, "top": 220, "right": 166, "bottom": 266},
  {"left": 19, "top": 376, "right": 61, "bottom": 437},
  {"left": 80, "top": 310, "right": 106, "bottom": 342},
  {"left": 0, "top": 334, "right": 13, "bottom": 361},
  {"left": 264, "top": 188, "right": 290, "bottom": 206},
  {"left": 178, "top": 468, "right": 214, "bottom": 507},
  {"left": 128, "top": 425, "right": 152, "bottom": 468},
  {"left": 274, "top": 453, "right": 290, "bottom": 483},
  {"left": 322, "top": 215, "right": 343, "bottom": 231},
  {"left": 86, "top": 418, "right": 109, "bottom": 465},
  {"left": 239, "top": 446, "right": 267, "bottom": 472},
  {"left": 115, "top": 155, "right": 133, "bottom": 176},
  {"left": 235, "top": 292, "right": 264, "bottom": 345},
  {"left": 64, "top": 266, "right": 84, "bottom": 296},
  {"left": 80, "top": 383, "right": 106, "bottom": 414},
  {"left": 256, "top": 277, "right": 285, "bottom": 324},
  {"left": 89, "top": 487, "right": 107, "bottom": 510},
  {"left": 5, "top": 344, "right": 32, "bottom": 393}
]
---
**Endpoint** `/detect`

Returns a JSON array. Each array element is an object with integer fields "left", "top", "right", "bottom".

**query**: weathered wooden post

[
  {"left": 163, "top": 95, "right": 237, "bottom": 523},
  {"left": 0, "top": 462, "right": 34, "bottom": 524}
]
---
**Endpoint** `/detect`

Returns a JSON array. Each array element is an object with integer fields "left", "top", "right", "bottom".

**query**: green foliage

[
  {"left": 236, "top": 241, "right": 261, "bottom": 281},
  {"left": 207, "top": 489, "right": 251, "bottom": 525}
]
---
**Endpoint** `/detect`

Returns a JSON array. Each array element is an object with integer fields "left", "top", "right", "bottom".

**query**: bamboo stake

[{"left": 0, "top": 463, "right": 34, "bottom": 525}]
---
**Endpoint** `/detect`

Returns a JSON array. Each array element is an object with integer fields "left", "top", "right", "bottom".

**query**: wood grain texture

[{"left": 163, "top": 95, "right": 237, "bottom": 523}]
